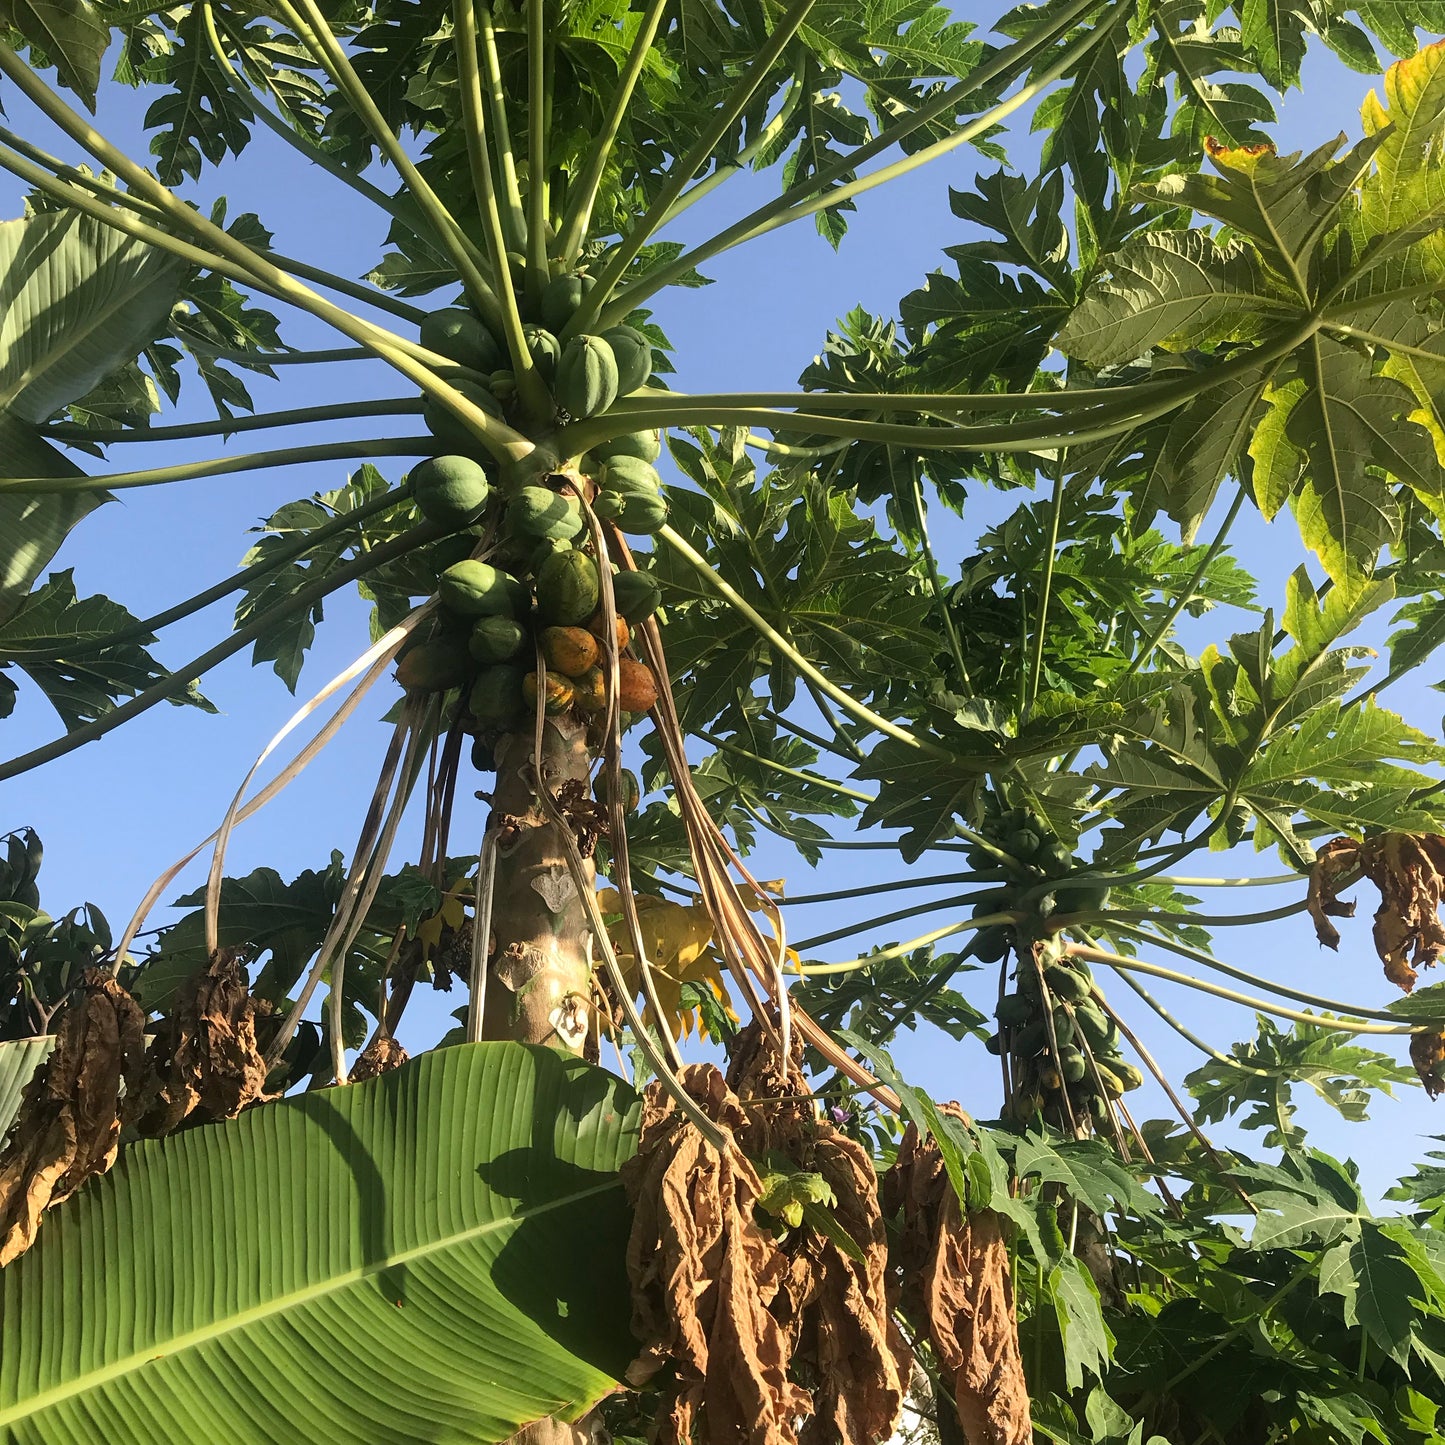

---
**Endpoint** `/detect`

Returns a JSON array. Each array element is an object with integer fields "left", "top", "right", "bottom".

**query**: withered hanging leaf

[
  {"left": 136, "top": 951, "right": 270, "bottom": 1135},
  {"left": 882, "top": 1108, "right": 1031, "bottom": 1445},
  {"left": 0, "top": 970, "right": 146, "bottom": 1266},
  {"left": 1307, "top": 836, "right": 1360, "bottom": 951},
  {"left": 1307, "top": 832, "right": 1445, "bottom": 991},
  {"left": 349, "top": 1033, "right": 409, "bottom": 1081},
  {"left": 1411, "top": 1027, "right": 1445, "bottom": 1099},
  {"left": 726, "top": 1021, "right": 908, "bottom": 1445},
  {"left": 620, "top": 1062, "right": 812, "bottom": 1445}
]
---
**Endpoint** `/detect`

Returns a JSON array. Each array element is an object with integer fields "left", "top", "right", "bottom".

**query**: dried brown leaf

[
  {"left": 1306, "top": 833, "right": 1445, "bottom": 992},
  {"left": 1307, "top": 837, "right": 1359, "bottom": 951},
  {"left": 621, "top": 1063, "right": 811, "bottom": 1445},
  {"left": 136, "top": 951, "right": 270, "bottom": 1134},
  {"left": 883, "top": 1109, "right": 1031, "bottom": 1445},
  {"left": 350, "top": 1034, "right": 409, "bottom": 1082},
  {"left": 0, "top": 971, "right": 147, "bottom": 1266},
  {"left": 1410, "top": 1028, "right": 1445, "bottom": 1100}
]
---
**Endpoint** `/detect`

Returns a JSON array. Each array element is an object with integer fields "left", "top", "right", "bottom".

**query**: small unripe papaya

[
  {"left": 424, "top": 379, "right": 503, "bottom": 453},
  {"left": 555, "top": 335, "right": 619, "bottom": 418},
  {"left": 610, "top": 570, "right": 662, "bottom": 622},
  {"left": 535, "top": 550, "right": 600, "bottom": 625},
  {"left": 593, "top": 428, "right": 662, "bottom": 464},
  {"left": 411, "top": 454, "right": 492, "bottom": 531},
  {"left": 541, "top": 272, "right": 596, "bottom": 332},
  {"left": 439, "top": 560, "right": 527, "bottom": 618},
  {"left": 508, "top": 484, "right": 584, "bottom": 541},
  {"left": 419, "top": 309, "right": 503, "bottom": 372},
  {"left": 469, "top": 615, "right": 528, "bottom": 664},
  {"left": 396, "top": 636, "right": 473, "bottom": 692},
  {"left": 469, "top": 664, "right": 526, "bottom": 728},
  {"left": 523, "top": 324, "right": 561, "bottom": 383},
  {"left": 600, "top": 325, "right": 651, "bottom": 394}
]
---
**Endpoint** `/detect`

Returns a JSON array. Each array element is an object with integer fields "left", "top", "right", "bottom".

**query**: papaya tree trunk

[{"left": 480, "top": 717, "right": 595, "bottom": 1054}]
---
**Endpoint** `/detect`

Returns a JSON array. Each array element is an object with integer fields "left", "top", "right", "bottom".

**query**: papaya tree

[{"left": 4, "top": 0, "right": 1445, "bottom": 1441}]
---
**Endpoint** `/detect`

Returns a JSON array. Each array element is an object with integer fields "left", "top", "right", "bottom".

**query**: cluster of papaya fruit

[
  {"left": 992, "top": 956, "right": 1144, "bottom": 1129},
  {"left": 395, "top": 467, "right": 665, "bottom": 768},
  {"left": 961, "top": 803, "right": 1140, "bottom": 1129},
  {"left": 416, "top": 270, "right": 668, "bottom": 539}
]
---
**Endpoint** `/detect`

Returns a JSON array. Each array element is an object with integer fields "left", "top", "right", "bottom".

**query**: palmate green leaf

[
  {"left": 0, "top": 0, "right": 107, "bottom": 106},
  {"left": 1050, "top": 1254, "right": 1114, "bottom": 1391},
  {"left": 0, "top": 210, "right": 184, "bottom": 617},
  {"left": 1054, "top": 230, "right": 1276, "bottom": 368},
  {"left": 0, "top": 1035, "right": 52, "bottom": 1137},
  {"left": 0, "top": 570, "right": 210, "bottom": 730},
  {"left": 0, "top": 1043, "right": 641, "bottom": 1444},
  {"left": 0, "top": 418, "right": 101, "bottom": 627}
]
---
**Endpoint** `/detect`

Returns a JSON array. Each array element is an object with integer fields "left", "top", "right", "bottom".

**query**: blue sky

[{"left": 2, "top": 26, "right": 1442, "bottom": 1198}]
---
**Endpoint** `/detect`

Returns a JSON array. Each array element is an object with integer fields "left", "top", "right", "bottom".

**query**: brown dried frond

[
  {"left": 1306, "top": 836, "right": 1359, "bottom": 951},
  {"left": 0, "top": 970, "right": 147, "bottom": 1266},
  {"left": 1411, "top": 1028, "right": 1445, "bottom": 1099},
  {"left": 349, "top": 1034, "right": 409, "bottom": 1082},
  {"left": 1307, "top": 833, "right": 1445, "bottom": 992},
  {"left": 621, "top": 1062, "right": 811, "bottom": 1445},
  {"left": 882, "top": 1108, "right": 1031, "bottom": 1445},
  {"left": 136, "top": 951, "right": 270, "bottom": 1135},
  {"left": 728, "top": 1018, "right": 909, "bottom": 1445}
]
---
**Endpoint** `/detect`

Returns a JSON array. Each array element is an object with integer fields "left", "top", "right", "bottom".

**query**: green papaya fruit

[
  {"left": 1088, "top": 1092, "right": 1110, "bottom": 1127},
  {"left": 528, "top": 536, "right": 573, "bottom": 576},
  {"left": 1093, "top": 1063, "right": 1125, "bottom": 1099},
  {"left": 972, "top": 925, "right": 1010, "bottom": 963},
  {"left": 1050, "top": 1006, "right": 1076, "bottom": 1048},
  {"left": 555, "top": 335, "right": 620, "bottom": 419},
  {"left": 469, "top": 664, "right": 527, "bottom": 729},
  {"left": 508, "top": 484, "right": 584, "bottom": 541},
  {"left": 592, "top": 429, "right": 662, "bottom": 464},
  {"left": 1013, "top": 1019, "right": 1049, "bottom": 1057},
  {"left": 984, "top": 1032, "right": 1002, "bottom": 1055},
  {"left": 610, "top": 570, "right": 662, "bottom": 622},
  {"left": 1113, "top": 1061, "right": 1145, "bottom": 1092},
  {"left": 395, "top": 636, "right": 473, "bottom": 692},
  {"left": 1044, "top": 963, "right": 1092, "bottom": 1004},
  {"left": 593, "top": 491, "right": 668, "bottom": 535},
  {"left": 541, "top": 273, "right": 596, "bottom": 333},
  {"left": 438, "top": 560, "right": 527, "bottom": 618},
  {"left": 600, "top": 325, "right": 652, "bottom": 394},
  {"left": 523, "top": 324, "right": 562, "bottom": 383},
  {"left": 424, "top": 379, "right": 503, "bottom": 453},
  {"left": 419, "top": 309, "right": 503, "bottom": 373},
  {"left": 470, "top": 736, "right": 497, "bottom": 773},
  {"left": 995, "top": 993, "right": 1032, "bottom": 1028},
  {"left": 411, "top": 454, "right": 492, "bottom": 531},
  {"left": 535, "top": 549, "right": 600, "bottom": 625},
  {"left": 1074, "top": 999, "right": 1118, "bottom": 1053},
  {"left": 1037, "top": 839, "right": 1074, "bottom": 875},
  {"left": 600, "top": 455, "right": 662, "bottom": 496},
  {"left": 469, "top": 615, "right": 528, "bottom": 664},
  {"left": 1007, "top": 826, "right": 1042, "bottom": 859},
  {"left": 1055, "top": 881, "right": 1112, "bottom": 913},
  {"left": 1059, "top": 1047, "right": 1088, "bottom": 1083}
]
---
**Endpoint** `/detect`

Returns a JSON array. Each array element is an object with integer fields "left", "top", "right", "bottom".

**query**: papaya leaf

[
  {"left": 0, "top": 570, "right": 213, "bottom": 729},
  {"left": 1054, "top": 231, "right": 1276, "bottom": 368},
  {"left": 0, "top": 0, "right": 107, "bottom": 106},
  {"left": 0, "top": 1043, "right": 642, "bottom": 1443}
]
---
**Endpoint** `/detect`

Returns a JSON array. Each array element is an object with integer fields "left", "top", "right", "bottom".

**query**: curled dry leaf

[
  {"left": 349, "top": 1033, "right": 409, "bottom": 1082},
  {"left": 1307, "top": 833, "right": 1445, "bottom": 991},
  {"left": 136, "top": 950, "right": 270, "bottom": 1135},
  {"left": 621, "top": 1062, "right": 812, "bottom": 1445},
  {"left": 0, "top": 970, "right": 147, "bottom": 1266},
  {"left": 882, "top": 1107, "right": 1031, "bottom": 1445},
  {"left": 1411, "top": 1028, "right": 1445, "bottom": 1100}
]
